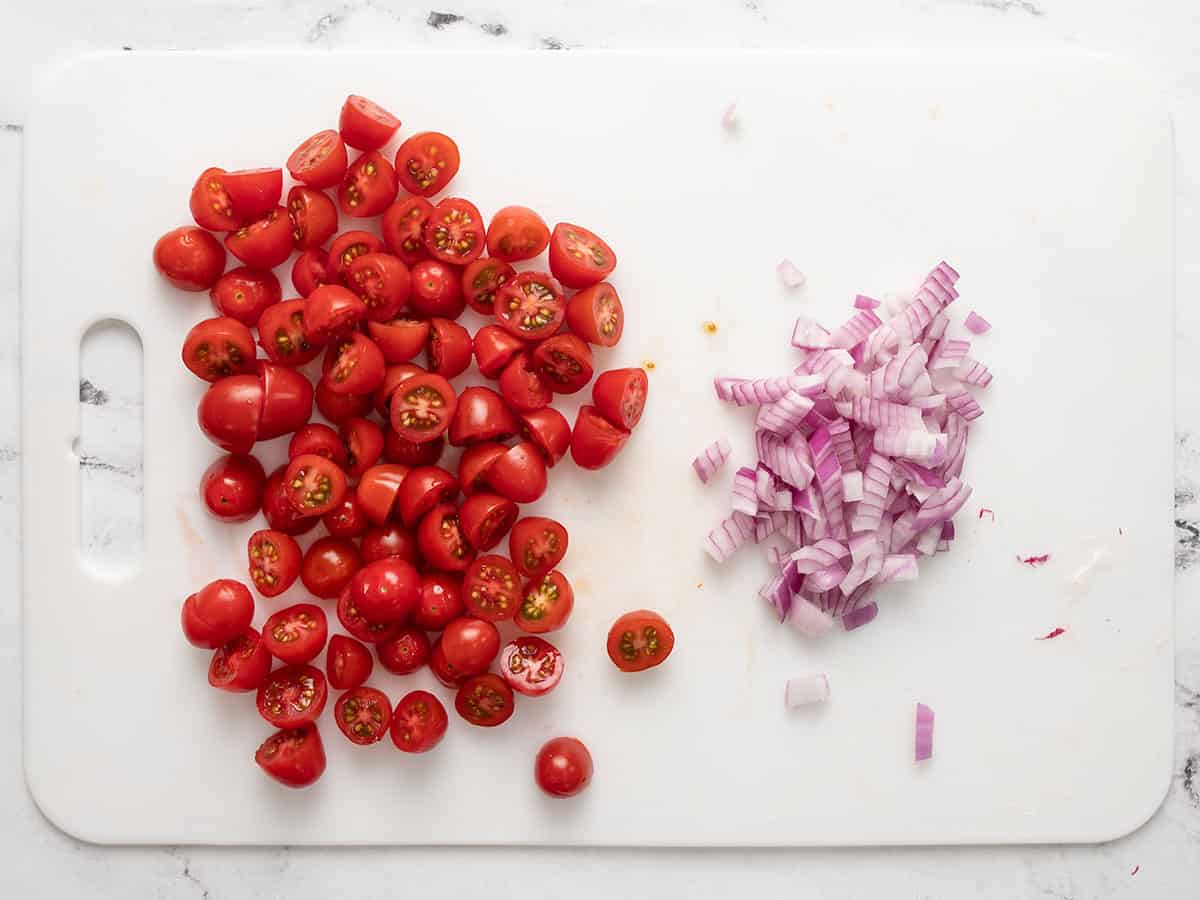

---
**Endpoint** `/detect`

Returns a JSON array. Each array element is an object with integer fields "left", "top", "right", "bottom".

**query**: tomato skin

[
  {"left": 347, "top": 252, "right": 411, "bottom": 323},
  {"left": 322, "top": 332, "right": 386, "bottom": 396},
  {"left": 224, "top": 167, "right": 283, "bottom": 219},
  {"left": 291, "top": 248, "right": 334, "bottom": 297},
  {"left": 261, "top": 467, "right": 320, "bottom": 536},
  {"left": 500, "top": 637, "right": 564, "bottom": 697},
  {"left": 412, "top": 573, "right": 464, "bottom": 630},
  {"left": 494, "top": 271, "right": 566, "bottom": 342},
  {"left": 472, "top": 325, "right": 524, "bottom": 379},
  {"left": 485, "top": 206, "right": 550, "bottom": 262},
  {"left": 201, "top": 453, "right": 265, "bottom": 522},
  {"left": 428, "top": 638, "right": 459, "bottom": 686},
  {"left": 517, "top": 407, "right": 572, "bottom": 467},
  {"left": 340, "top": 417, "right": 383, "bottom": 479},
  {"left": 417, "top": 502, "right": 476, "bottom": 572},
  {"left": 390, "top": 690, "right": 449, "bottom": 753},
  {"left": 326, "top": 635, "right": 374, "bottom": 690},
  {"left": 304, "top": 284, "right": 367, "bottom": 345},
  {"left": 423, "top": 197, "right": 485, "bottom": 265},
  {"left": 570, "top": 405, "right": 630, "bottom": 470},
  {"left": 247, "top": 528, "right": 302, "bottom": 597},
  {"left": 339, "top": 94, "right": 401, "bottom": 151},
  {"left": 323, "top": 488, "right": 370, "bottom": 539},
  {"left": 287, "top": 129, "right": 348, "bottom": 189},
  {"left": 394, "top": 131, "right": 461, "bottom": 196},
  {"left": 463, "top": 554, "right": 522, "bottom": 622},
  {"left": 389, "top": 372, "right": 458, "bottom": 444},
  {"left": 440, "top": 617, "right": 500, "bottom": 679},
  {"left": 256, "top": 664, "right": 328, "bottom": 728},
  {"left": 606, "top": 610, "right": 675, "bottom": 673},
  {"left": 339, "top": 150, "right": 398, "bottom": 218},
  {"left": 288, "top": 423, "right": 348, "bottom": 468},
  {"left": 458, "top": 492, "right": 518, "bottom": 552},
  {"left": 549, "top": 222, "right": 617, "bottom": 289},
  {"left": 258, "top": 298, "right": 321, "bottom": 366},
  {"left": 315, "top": 382, "right": 372, "bottom": 425},
  {"left": 535, "top": 737, "right": 593, "bottom": 797},
  {"left": 385, "top": 430, "right": 446, "bottom": 467},
  {"left": 181, "top": 579, "right": 255, "bottom": 649},
  {"left": 462, "top": 259, "right": 515, "bottom": 316},
  {"left": 257, "top": 361, "right": 315, "bottom": 439},
  {"left": 208, "top": 628, "right": 272, "bottom": 692},
  {"left": 457, "top": 441, "right": 506, "bottom": 495},
  {"left": 373, "top": 363, "right": 425, "bottom": 417},
  {"left": 409, "top": 259, "right": 465, "bottom": 319},
  {"left": 300, "top": 536, "right": 362, "bottom": 599},
  {"left": 356, "top": 464, "right": 410, "bottom": 525},
  {"left": 381, "top": 197, "right": 434, "bottom": 266},
  {"left": 498, "top": 353, "right": 552, "bottom": 413},
  {"left": 368, "top": 318, "right": 428, "bottom": 364},
  {"left": 592, "top": 367, "right": 649, "bottom": 430},
  {"left": 263, "top": 603, "right": 329, "bottom": 665},
  {"left": 485, "top": 442, "right": 548, "bottom": 504},
  {"left": 377, "top": 626, "right": 431, "bottom": 675},
  {"left": 337, "top": 585, "right": 405, "bottom": 644},
  {"left": 360, "top": 523, "right": 421, "bottom": 566},
  {"left": 283, "top": 453, "right": 347, "bottom": 517},
  {"left": 508, "top": 517, "right": 569, "bottom": 579},
  {"left": 211, "top": 266, "right": 281, "bottom": 325},
  {"left": 328, "top": 230, "right": 384, "bottom": 281},
  {"left": 197, "top": 375, "right": 262, "bottom": 455},
  {"left": 427, "top": 318, "right": 472, "bottom": 379},
  {"left": 455, "top": 674, "right": 515, "bottom": 727},
  {"left": 532, "top": 333, "right": 594, "bottom": 394},
  {"left": 349, "top": 558, "right": 420, "bottom": 624},
  {"left": 449, "top": 386, "right": 518, "bottom": 447},
  {"left": 287, "top": 185, "right": 337, "bottom": 251},
  {"left": 397, "top": 465, "right": 459, "bottom": 528},
  {"left": 189, "top": 167, "right": 239, "bottom": 231},
  {"left": 154, "top": 226, "right": 225, "bottom": 291},
  {"left": 225, "top": 206, "right": 294, "bottom": 270},
  {"left": 255, "top": 723, "right": 326, "bottom": 789},
  {"left": 515, "top": 570, "right": 574, "bottom": 634}
]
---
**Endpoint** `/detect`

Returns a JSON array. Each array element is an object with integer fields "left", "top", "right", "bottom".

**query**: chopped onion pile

[{"left": 701, "top": 261, "right": 992, "bottom": 634}]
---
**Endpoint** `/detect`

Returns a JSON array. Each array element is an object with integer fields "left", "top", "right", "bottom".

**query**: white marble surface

[{"left": 3, "top": 0, "right": 1200, "bottom": 896}]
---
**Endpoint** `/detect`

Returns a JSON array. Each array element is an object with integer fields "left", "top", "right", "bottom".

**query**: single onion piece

[
  {"left": 964, "top": 311, "right": 991, "bottom": 335},
  {"left": 954, "top": 357, "right": 993, "bottom": 388},
  {"left": 842, "top": 470, "right": 864, "bottom": 502},
  {"left": 791, "top": 317, "right": 830, "bottom": 350},
  {"left": 787, "top": 597, "right": 835, "bottom": 637},
  {"left": 721, "top": 102, "right": 738, "bottom": 130},
  {"left": 915, "top": 702, "right": 935, "bottom": 761},
  {"left": 842, "top": 601, "right": 878, "bottom": 630},
  {"left": 784, "top": 674, "right": 830, "bottom": 708},
  {"left": 777, "top": 259, "right": 806, "bottom": 289},
  {"left": 692, "top": 437, "right": 733, "bottom": 484},
  {"left": 854, "top": 294, "right": 881, "bottom": 310},
  {"left": 703, "top": 511, "right": 754, "bottom": 563},
  {"left": 877, "top": 554, "right": 918, "bottom": 583}
]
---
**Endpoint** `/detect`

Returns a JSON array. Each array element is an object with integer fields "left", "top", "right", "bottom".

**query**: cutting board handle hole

[{"left": 78, "top": 319, "right": 143, "bottom": 578}]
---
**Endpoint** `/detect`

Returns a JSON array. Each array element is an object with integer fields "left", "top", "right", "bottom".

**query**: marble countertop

[{"left": 3, "top": 1, "right": 1200, "bottom": 896}]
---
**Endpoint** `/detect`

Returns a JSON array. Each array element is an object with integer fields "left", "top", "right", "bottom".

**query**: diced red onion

[
  {"left": 854, "top": 294, "right": 881, "bottom": 310},
  {"left": 806, "top": 562, "right": 848, "bottom": 593},
  {"left": 731, "top": 466, "right": 758, "bottom": 515},
  {"left": 790, "top": 539, "right": 849, "bottom": 573},
  {"left": 915, "top": 523, "right": 941, "bottom": 556},
  {"left": 717, "top": 374, "right": 824, "bottom": 407},
  {"left": 721, "top": 103, "right": 738, "bottom": 131},
  {"left": 692, "top": 438, "right": 732, "bottom": 484},
  {"left": 954, "top": 357, "right": 993, "bottom": 388},
  {"left": 703, "top": 511, "right": 754, "bottom": 563},
  {"left": 754, "top": 514, "right": 777, "bottom": 544},
  {"left": 784, "top": 674, "right": 830, "bottom": 707},
  {"left": 842, "top": 470, "right": 864, "bottom": 502},
  {"left": 964, "top": 311, "right": 991, "bottom": 334},
  {"left": 873, "top": 428, "right": 947, "bottom": 466},
  {"left": 842, "top": 601, "right": 878, "bottom": 630},
  {"left": 777, "top": 259, "right": 806, "bottom": 289},
  {"left": 787, "top": 597, "right": 835, "bottom": 637},
  {"left": 915, "top": 702, "right": 935, "bottom": 761},
  {"left": 929, "top": 338, "right": 970, "bottom": 370},
  {"left": 756, "top": 390, "right": 815, "bottom": 434},
  {"left": 877, "top": 554, "right": 918, "bottom": 583},
  {"left": 830, "top": 309, "right": 883, "bottom": 349},
  {"left": 913, "top": 478, "right": 972, "bottom": 531},
  {"left": 810, "top": 427, "right": 848, "bottom": 540},
  {"left": 791, "top": 317, "right": 830, "bottom": 350},
  {"left": 827, "top": 418, "right": 858, "bottom": 474},
  {"left": 850, "top": 396, "right": 924, "bottom": 429},
  {"left": 945, "top": 387, "right": 983, "bottom": 421},
  {"left": 757, "top": 431, "right": 815, "bottom": 489}
]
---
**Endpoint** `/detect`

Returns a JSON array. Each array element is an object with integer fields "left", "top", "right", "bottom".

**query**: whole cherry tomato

[
  {"left": 440, "top": 617, "right": 501, "bottom": 680},
  {"left": 377, "top": 626, "right": 431, "bottom": 675},
  {"left": 412, "top": 573, "right": 464, "bottom": 630},
  {"left": 181, "top": 579, "right": 255, "bottom": 649},
  {"left": 409, "top": 259, "right": 465, "bottom": 319},
  {"left": 211, "top": 266, "right": 281, "bottom": 325},
  {"left": 288, "top": 423, "right": 348, "bottom": 468},
  {"left": 485, "top": 206, "right": 550, "bottom": 262},
  {"left": 200, "top": 453, "right": 265, "bottom": 522},
  {"left": 300, "top": 536, "right": 362, "bottom": 599},
  {"left": 348, "top": 558, "right": 420, "bottom": 624},
  {"left": 360, "top": 523, "right": 421, "bottom": 565},
  {"left": 154, "top": 226, "right": 225, "bottom": 291},
  {"left": 534, "top": 737, "right": 593, "bottom": 797},
  {"left": 197, "top": 375, "right": 262, "bottom": 455}
]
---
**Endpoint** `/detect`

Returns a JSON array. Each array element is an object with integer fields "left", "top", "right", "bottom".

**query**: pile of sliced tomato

[{"left": 162, "top": 94, "right": 667, "bottom": 798}]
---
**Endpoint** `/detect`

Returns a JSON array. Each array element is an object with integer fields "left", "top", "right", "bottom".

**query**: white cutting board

[{"left": 22, "top": 50, "right": 1173, "bottom": 845}]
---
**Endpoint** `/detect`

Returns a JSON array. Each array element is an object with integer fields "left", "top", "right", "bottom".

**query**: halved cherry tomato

[
  {"left": 154, "top": 226, "right": 225, "bottom": 291},
  {"left": 181, "top": 579, "right": 254, "bottom": 649},
  {"left": 455, "top": 674, "right": 514, "bottom": 727},
  {"left": 394, "top": 131, "right": 460, "bottom": 197},
  {"left": 532, "top": 334, "right": 594, "bottom": 394},
  {"left": 300, "top": 536, "right": 362, "bottom": 599},
  {"left": 183, "top": 317, "right": 256, "bottom": 382},
  {"left": 485, "top": 206, "right": 550, "bottom": 262},
  {"left": 347, "top": 252, "right": 410, "bottom": 322},
  {"left": 458, "top": 492, "right": 518, "bottom": 552},
  {"left": 485, "top": 442, "right": 547, "bottom": 504},
  {"left": 472, "top": 325, "right": 524, "bottom": 379},
  {"left": 197, "top": 375, "right": 262, "bottom": 455},
  {"left": 498, "top": 352, "right": 552, "bottom": 412},
  {"left": 458, "top": 441, "right": 506, "bottom": 495},
  {"left": 322, "top": 332, "right": 386, "bottom": 396},
  {"left": 449, "top": 386, "right": 517, "bottom": 447},
  {"left": 284, "top": 453, "right": 347, "bottom": 516},
  {"left": 328, "top": 230, "right": 384, "bottom": 281},
  {"left": 429, "top": 639, "right": 460, "bottom": 686},
  {"left": 291, "top": 248, "right": 334, "bottom": 297},
  {"left": 326, "top": 634, "right": 373, "bottom": 690},
  {"left": 535, "top": 737, "right": 593, "bottom": 798},
  {"left": 208, "top": 628, "right": 272, "bottom": 692},
  {"left": 256, "top": 723, "right": 326, "bottom": 788},
  {"left": 593, "top": 367, "right": 648, "bottom": 430},
  {"left": 334, "top": 686, "right": 392, "bottom": 746},
  {"left": 427, "top": 318, "right": 472, "bottom": 379},
  {"left": 224, "top": 167, "right": 282, "bottom": 220},
  {"left": 381, "top": 197, "right": 433, "bottom": 266},
  {"left": 263, "top": 603, "right": 328, "bottom": 665},
  {"left": 355, "top": 464, "right": 409, "bottom": 525},
  {"left": 225, "top": 206, "right": 293, "bottom": 270},
  {"left": 417, "top": 502, "right": 475, "bottom": 572},
  {"left": 549, "top": 222, "right": 616, "bottom": 289},
  {"left": 397, "top": 465, "right": 459, "bottom": 528},
  {"left": 508, "top": 516, "right": 569, "bottom": 579},
  {"left": 211, "top": 266, "right": 281, "bottom": 325},
  {"left": 189, "top": 167, "right": 239, "bottom": 231},
  {"left": 412, "top": 573, "right": 464, "bottom": 630},
  {"left": 565, "top": 281, "right": 623, "bottom": 347},
  {"left": 337, "top": 585, "right": 404, "bottom": 644},
  {"left": 339, "top": 150, "right": 397, "bottom": 218},
  {"left": 287, "top": 129, "right": 348, "bottom": 189},
  {"left": 257, "top": 360, "right": 315, "bottom": 440},
  {"left": 377, "top": 627, "right": 430, "bottom": 675},
  {"left": 373, "top": 363, "right": 424, "bottom": 416},
  {"left": 462, "top": 259, "right": 515, "bottom": 315},
  {"left": 463, "top": 554, "right": 521, "bottom": 622},
  {"left": 339, "top": 94, "right": 400, "bottom": 151},
  {"left": 258, "top": 298, "right": 321, "bottom": 366},
  {"left": 367, "top": 318, "right": 427, "bottom": 364},
  {"left": 500, "top": 636, "right": 564, "bottom": 697},
  {"left": 349, "top": 558, "right": 420, "bottom": 624},
  {"left": 315, "top": 381, "right": 372, "bottom": 425},
  {"left": 340, "top": 417, "right": 383, "bottom": 479},
  {"left": 257, "top": 664, "right": 327, "bottom": 728},
  {"left": 607, "top": 610, "right": 674, "bottom": 673},
  {"left": 305, "top": 284, "right": 367, "bottom": 344},
  {"left": 389, "top": 372, "right": 457, "bottom": 443},
  {"left": 571, "top": 404, "right": 631, "bottom": 469},
  {"left": 515, "top": 570, "right": 574, "bottom": 634},
  {"left": 201, "top": 453, "right": 266, "bottom": 522},
  {"left": 360, "top": 523, "right": 421, "bottom": 565},
  {"left": 494, "top": 271, "right": 566, "bottom": 342},
  {"left": 409, "top": 259, "right": 465, "bottom": 319},
  {"left": 517, "top": 407, "right": 571, "bottom": 467},
  {"left": 261, "top": 467, "right": 319, "bottom": 536},
  {"left": 390, "top": 690, "right": 448, "bottom": 753},
  {"left": 287, "top": 185, "right": 337, "bottom": 251},
  {"left": 441, "top": 617, "right": 501, "bottom": 679},
  {"left": 247, "top": 528, "right": 302, "bottom": 597},
  {"left": 323, "top": 488, "right": 370, "bottom": 539},
  {"left": 289, "top": 423, "right": 348, "bottom": 467},
  {"left": 385, "top": 430, "right": 445, "bottom": 467},
  {"left": 423, "top": 197, "right": 484, "bottom": 265}
]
